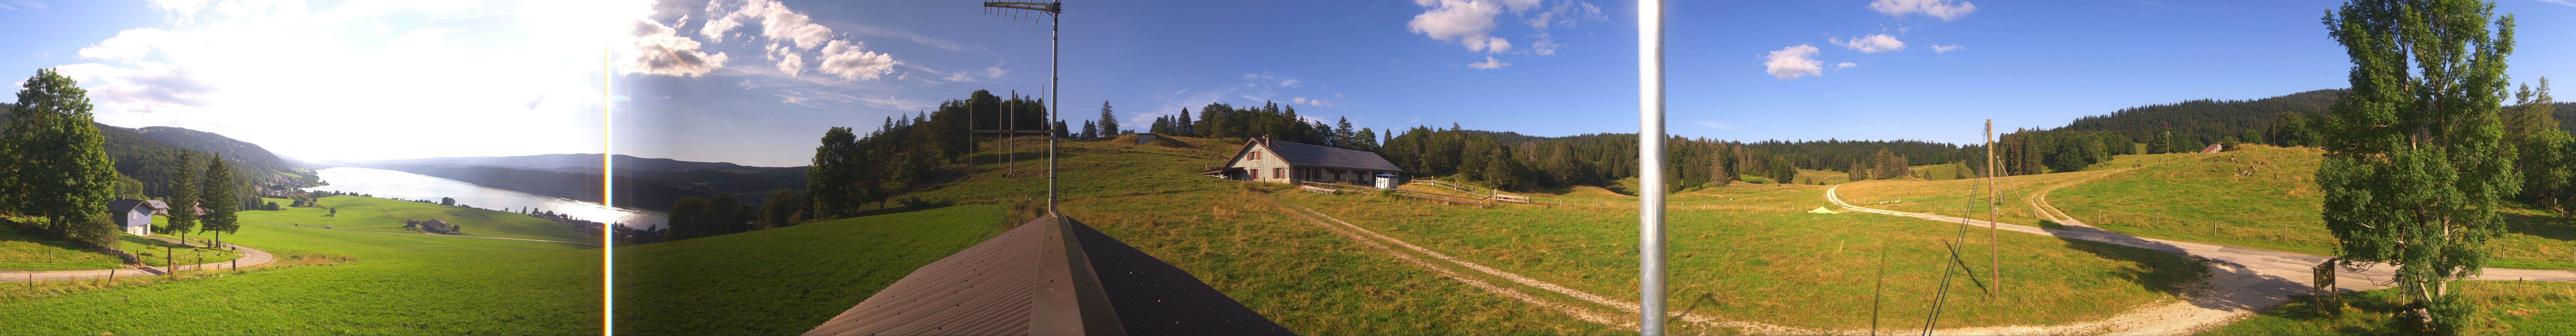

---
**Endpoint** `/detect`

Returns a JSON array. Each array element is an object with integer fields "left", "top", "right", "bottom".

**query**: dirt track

[{"left": 1827, "top": 186, "right": 2576, "bottom": 335}]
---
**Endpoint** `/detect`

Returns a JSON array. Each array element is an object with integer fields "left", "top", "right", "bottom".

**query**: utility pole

[
  {"left": 1986, "top": 119, "right": 1999, "bottom": 298},
  {"left": 1636, "top": 0, "right": 1666, "bottom": 334}
]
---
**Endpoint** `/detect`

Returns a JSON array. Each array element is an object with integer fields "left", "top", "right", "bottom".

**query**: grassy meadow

[
  {"left": 240, "top": 195, "right": 600, "bottom": 243},
  {"left": 2047, "top": 145, "right": 2576, "bottom": 270},
  {"left": 613, "top": 204, "right": 1007, "bottom": 335},
  {"left": 0, "top": 223, "right": 125, "bottom": 271},
  {"left": 2203, "top": 281, "right": 2576, "bottom": 335},
  {"left": 0, "top": 195, "right": 603, "bottom": 335},
  {"left": 1274, "top": 182, "right": 2207, "bottom": 331},
  {"left": 624, "top": 135, "right": 1618, "bottom": 334}
]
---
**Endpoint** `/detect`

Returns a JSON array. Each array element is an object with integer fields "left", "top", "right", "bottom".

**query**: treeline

[
  {"left": 1371, "top": 125, "right": 1977, "bottom": 190},
  {"left": 2059, "top": 89, "right": 2341, "bottom": 146}
]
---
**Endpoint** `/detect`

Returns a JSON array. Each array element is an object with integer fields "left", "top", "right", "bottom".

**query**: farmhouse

[
  {"left": 106, "top": 199, "right": 154, "bottom": 236},
  {"left": 1198, "top": 136, "right": 1403, "bottom": 186},
  {"left": 419, "top": 219, "right": 454, "bottom": 234},
  {"left": 142, "top": 200, "right": 171, "bottom": 215}
]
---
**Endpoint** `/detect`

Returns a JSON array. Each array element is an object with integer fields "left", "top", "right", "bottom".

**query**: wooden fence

[{"left": 1304, "top": 181, "right": 1500, "bottom": 208}]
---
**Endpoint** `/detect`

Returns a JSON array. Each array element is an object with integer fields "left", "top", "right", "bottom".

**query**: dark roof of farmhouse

[
  {"left": 107, "top": 199, "right": 150, "bottom": 213},
  {"left": 802, "top": 214, "right": 1293, "bottom": 336},
  {"left": 1249, "top": 138, "right": 1402, "bottom": 172}
]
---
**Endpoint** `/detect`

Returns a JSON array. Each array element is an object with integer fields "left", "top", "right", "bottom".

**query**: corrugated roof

[
  {"left": 805, "top": 215, "right": 1293, "bottom": 336},
  {"left": 1251, "top": 139, "right": 1403, "bottom": 172}
]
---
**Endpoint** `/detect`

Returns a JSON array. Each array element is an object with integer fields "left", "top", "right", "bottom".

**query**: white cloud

[
  {"left": 1279, "top": 78, "right": 1301, "bottom": 88},
  {"left": 1869, "top": 0, "right": 1977, "bottom": 21},
  {"left": 1834, "top": 62, "right": 1857, "bottom": 71},
  {"left": 1468, "top": 56, "right": 1510, "bottom": 70},
  {"left": 1690, "top": 121, "right": 1736, "bottom": 130},
  {"left": 622, "top": 18, "right": 728, "bottom": 77},
  {"left": 1292, "top": 97, "right": 1336, "bottom": 107},
  {"left": 2543, "top": 0, "right": 2575, "bottom": 7},
  {"left": 816, "top": 39, "right": 897, "bottom": 81},
  {"left": 1528, "top": 34, "right": 1564, "bottom": 56},
  {"left": 55, "top": 0, "right": 627, "bottom": 161},
  {"left": 768, "top": 43, "right": 803, "bottom": 77},
  {"left": 1407, "top": 0, "right": 1511, "bottom": 53},
  {"left": 1831, "top": 34, "right": 1906, "bottom": 53},
  {"left": 1932, "top": 44, "right": 1964, "bottom": 53},
  {"left": 1763, "top": 44, "right": 1823, "bottom": 79},
  {"left": 77, "top": 28, "right": 175, "bottom": 61},
  {"left": 702, "top": 0, "right": 832, "bottom": 49}
]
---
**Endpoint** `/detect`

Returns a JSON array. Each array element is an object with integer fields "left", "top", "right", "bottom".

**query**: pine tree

[
  {"left": 2319, "top": 0, "right": 2518, "bottom": 331},
  {"left": 167, "top": 153, "right": 198, "bottom": 243},
  {"left": 2505, "top": 78, "right": 2569, "bottom": 211},
  {"left": 1080, "top": 120, "right": 1098, "bottom": 139},
  {"left": 198, "top": 154, "right": 241, "bottom": 247},
  {"left": 1334, "top": 116, "right": 1357, "bottom": 150},
  {"left": 1176, "top": 109, "right": 1195, "bottom": 136},
  {"left": 1097, "top": 101, "right": 1119, "bottom": 136}
]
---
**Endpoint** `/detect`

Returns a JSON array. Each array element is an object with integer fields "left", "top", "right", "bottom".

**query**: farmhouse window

[{"left": 1249, "top": 150, "right": 1260, "bottom": 161}]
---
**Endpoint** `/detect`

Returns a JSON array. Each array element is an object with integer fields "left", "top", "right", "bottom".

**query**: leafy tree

[
  {"left": 440, "top": 197, "right": 455, "bottom": 206},
  {"left": 665, "top": 196, "right": 709, "bottom": 241},
  {"left": 757, "top": 188, "right": 808, "bottom": 228},
  {"left": 2318, "top": 0, "right": 2518, "bottom": 332},
  {"left": 198, "top": 154, "right": 241, "bottom": 247},
  {"left": 1097, "top": 101, "right": 1118, "bottom": 136},
  {"left": 806, "top": 127, "right": 859, "bottom": 220},
  {"left": 0, "top": 68, "right": 120, "bottom": 248}
]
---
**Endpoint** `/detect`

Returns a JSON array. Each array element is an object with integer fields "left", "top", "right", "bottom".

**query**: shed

[
  {"left": 803, "top": 214, "right": 1292, "bottom": 336},
  {"left": 1198, "top": 136, "right": 1403, "bottom": 186},
  {"left": 1134, "top": 133, "right": 1157, "bottom": 145},
  {"left": 419, "top": 219, "right": 453, "bottom": 234},
  {"left": 142, "top": 200, "right": 172, "bottom": 215},
  {"left": 107, "top": 199, "right": 154, "bottom": 236}
]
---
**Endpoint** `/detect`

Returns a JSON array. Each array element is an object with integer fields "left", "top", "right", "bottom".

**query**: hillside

[
  {"left": 240, "top": 195, "right": 599, "bottom": 242},
  {"left": 127, "top": 126, "right": 301, "bottom": 170},
  {"left": 623, "top": 134, "right": 2242, "bottom": 334},
  {"left": 0, "top": 209, "right": 600, "bottom": 334},
  {"left": 2045, "top": 145, "right": 2576, "bottom": 270}
]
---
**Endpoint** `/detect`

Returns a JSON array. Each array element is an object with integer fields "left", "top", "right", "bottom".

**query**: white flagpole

[{"left": 1636, "top": 0, "right": 1666, "bottom": 334}]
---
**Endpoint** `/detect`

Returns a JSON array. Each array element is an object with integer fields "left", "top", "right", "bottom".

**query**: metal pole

[
  {"left": 1046, "top": 2, "right": 1058, "bottom": 216},
  {"left": 1636, "top": 0, "right": 1666, "bottom": 334}
]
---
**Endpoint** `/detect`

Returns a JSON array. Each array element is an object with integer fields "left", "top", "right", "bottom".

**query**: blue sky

[{"left": 3, "top": 1, "right": 2570, "bottom": 167}]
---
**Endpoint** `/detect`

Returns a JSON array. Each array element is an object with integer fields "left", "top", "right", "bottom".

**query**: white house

[
  {"left": 107, "top": 199, "right": 154, "bottom": 236},
  {"left": 1199, "top": 136, "right": 1404, "bottom": 186}
]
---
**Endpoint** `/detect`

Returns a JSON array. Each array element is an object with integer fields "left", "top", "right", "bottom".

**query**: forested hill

[
  {"left": 2050, "top": 90, "right": 2571, "bottom": 145},
  {"left": 365, "top": 164, "right": 714, "bottom": 211},
  {"left": 123, "top": 126, "right": 299, "bottom": 173},
  {"left": 2056, "top": 89, "right": 2341, "bottom": 145},
  {"left": 3, "top": 105, "right": 287, "bottom": 200}
]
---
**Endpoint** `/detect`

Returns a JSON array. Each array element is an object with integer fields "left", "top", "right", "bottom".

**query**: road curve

[
  {"left": 0, "top": 235, "right": 275, "bottom": 283},
  {"left": 1824, "top": 186, "right": 2576, "bottom": 334}
]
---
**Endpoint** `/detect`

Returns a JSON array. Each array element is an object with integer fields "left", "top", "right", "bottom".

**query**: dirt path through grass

[
  {"left": 1828, "top": 185, "right": 2576, "bottom": 334},
  {"left": 1270, "top": 195, "right": 1920, "bottom": 334},
  {"left": 0, "top": 236, "right": 274, "bottom": 282}
]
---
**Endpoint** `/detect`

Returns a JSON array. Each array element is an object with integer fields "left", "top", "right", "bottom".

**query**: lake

[{"left": 302, "top": 167, "right": 669, "bottom": 230}]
